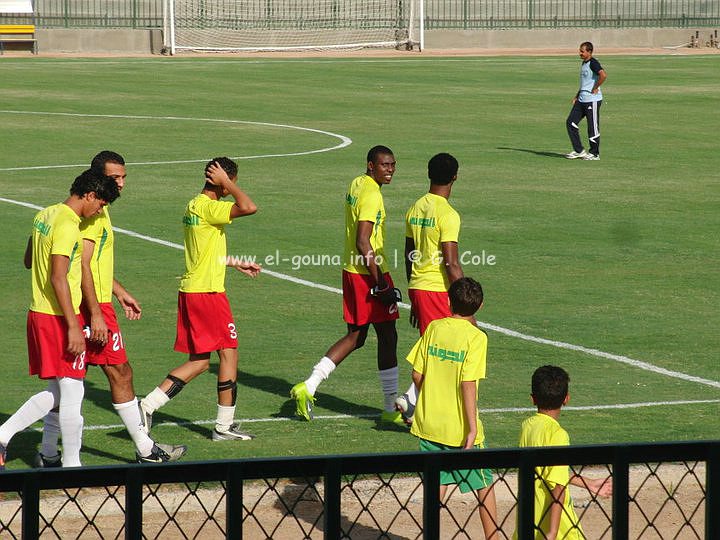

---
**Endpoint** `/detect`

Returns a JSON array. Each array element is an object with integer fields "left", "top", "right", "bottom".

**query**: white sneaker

[
  {"left": 394, "top": 393, "right": 415, "bottom": 425},
  {"left": 212, "top": 423, "right": 255, "bottom": 441},
  {"left": 583, "top": 153, "right": 600, "bottom": 161},
  {"left": 565, "top": 150, "right": 588, "bottom": 159}
]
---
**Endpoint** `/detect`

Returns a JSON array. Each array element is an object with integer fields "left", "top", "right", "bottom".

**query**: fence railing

[
  {"left": 1, "top": 440, "right": 718, "bottom": 539},
  {"left": 1, "top": 0, "right": 718, "bottom": 29}
]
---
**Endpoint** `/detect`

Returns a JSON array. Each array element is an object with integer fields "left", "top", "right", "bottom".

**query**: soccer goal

[{"left": 162, "top": 0, "right": 424, "bottom": 54}]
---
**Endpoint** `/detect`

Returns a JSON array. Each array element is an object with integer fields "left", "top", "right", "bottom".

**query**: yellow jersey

[
  {"left": 343, "top": 174, "right": 389, "bottom": 275},
  {"left": 179, "top": 194, "right": 234, "bottom": 293},
  {"left": 406, "top": 193, "right": 460, "bottom": 292},
  {"left": 29, "top": 203, "right": 82, "bottom": 315},
  {"left": 80, "top": 207, "right": 114, "bottom": 303},
  {"left": 408, "top": 317, "right": 487, "bottom": 447},
  {"left": 515, "top": 413, "right": 583, "bottom": 540}
]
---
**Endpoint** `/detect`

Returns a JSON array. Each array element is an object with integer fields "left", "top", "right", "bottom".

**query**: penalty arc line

[{"left": 2, "top": 195, "right": 719, "bottom": 391}]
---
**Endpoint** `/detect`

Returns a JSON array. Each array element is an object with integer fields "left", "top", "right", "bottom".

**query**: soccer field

[{"left": 0, "top": 53, "right": 718, "bottom": 469}]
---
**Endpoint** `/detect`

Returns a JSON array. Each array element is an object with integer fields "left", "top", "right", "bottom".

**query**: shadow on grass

[{"left": 497, "top": 146, "right": 568, "bottom": 158}]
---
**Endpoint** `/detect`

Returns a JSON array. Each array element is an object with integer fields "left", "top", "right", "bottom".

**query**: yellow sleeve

[
  {"left": 460, "top": 331, "right": 487, "bottom": 381},
  {"left": 80, "top": 213, "right": 103, "bottom": 243},
  {"left": 51, "top": 218, "right": 79, "bottom": 257},
  {"left": 199, "top": 199, "right": 234, "bottom": 225},
  {"left": 406, "top": 334, "right": 428, "bottom": 374},
  {"left": 438, "top": 208, "right": 460, "bottom": 243},
  {"left": 356, "top": 189, "right": 381, "bottom": 223}
]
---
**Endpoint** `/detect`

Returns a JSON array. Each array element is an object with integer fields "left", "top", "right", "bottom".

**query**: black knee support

[
  {"left": 165, "top": 374, "right": 186, "bottom": 399},
  {"left": 217, "top": 379, "right": 238, "bottom": 406}
]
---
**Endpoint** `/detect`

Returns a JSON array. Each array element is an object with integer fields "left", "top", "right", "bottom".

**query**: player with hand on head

[
  {"left": 140, "top": 157, "right": 260, "bottom": 441},
  {"left": 291, "top": 145, "right": 404, "bottom": 427},
  {"left": 0, "top": 169, "right": 120, "bottom": 470},
  {"left": 396, "top": 152, "right": 466, "bottom": 424},
  {"left": 514, "top": 365, "right": 613, "bottom": 540},
  {"left": 565, "top": 41, "right": 607, "bottom": 161},
  {"left": 34, "top": 151, "right": 187, "bottom": 467}
]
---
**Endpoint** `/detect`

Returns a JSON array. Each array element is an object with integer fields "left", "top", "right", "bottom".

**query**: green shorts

[{"left": 420, "top": 438, "right": 494, "bottom": 494}]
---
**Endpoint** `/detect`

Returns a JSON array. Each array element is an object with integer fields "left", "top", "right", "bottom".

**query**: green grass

[{"left": 0, "top": 54, "right": 719, "bottom": 469}]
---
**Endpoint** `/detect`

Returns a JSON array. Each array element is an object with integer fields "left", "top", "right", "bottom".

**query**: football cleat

[
  {"left": 290, "top": 382, "right": 315, "bottom": 421},
  {"left": 582, "top": 153, "right": 600, "bottom": 161},
  {"left": 138, "top": 400, "right": 153, "bottom": 434},
  {"left": 212, "top": 423, "right": 255, "bottom": 441},
  {"left": 380, "top": 410, "right": 407, "bottom": 428},
  {"left": 137, "top": 443, "right": 187, "bottom": 463},
  {"left": 565, "top": 150, "right": 588, "bottom": 159},
  {"left": 394, "top": 393, "right": 415, "bottom": 425},
  {"left": 33, "top": 452, "right": 62, "bottom": 468}
]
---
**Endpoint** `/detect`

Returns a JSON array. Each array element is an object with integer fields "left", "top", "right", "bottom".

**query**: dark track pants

[{"left": 566, "top": 99, "right": 601, "bottom": 156}]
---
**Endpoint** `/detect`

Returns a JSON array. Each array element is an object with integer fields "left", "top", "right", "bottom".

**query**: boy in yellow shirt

[
  {"left": 407, "top": 277, "right": 498, "bottom": 539},
  {"left": 515, "top": 365, "right": 613, "bottom": 539}
]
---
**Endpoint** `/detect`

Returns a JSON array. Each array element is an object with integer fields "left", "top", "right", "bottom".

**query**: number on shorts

[
  {"left": 73, "top": 351, "right": 86, "bottom": 371},
  {"left": 112, "top": 332, "right": 124, "bottom": 352},
  {"left": 228, "top": 322, "right": 237, "bottom": 339}
]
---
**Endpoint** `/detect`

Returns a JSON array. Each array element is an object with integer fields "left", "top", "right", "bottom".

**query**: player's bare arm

[
  {"left": 356, "top": 220, "right": 385, "bottom": 287},
  {"left": 570, "top": 474, "right": 613, "bottom": 497},
  {"left": 404, "top": 236, "right": 415, "bottom": 283},
  {"left": 80, "top": 237, "right": 109, "bottom": 344},
  {"left": 460, "top": 380, "right": 478, "bottom": 449},
  {"left": 51, "top": 254, "right": 85, "bottom": 355},
  {"left": 112, "top": 278, "right": 142, "bottom": 321},
  {"left": 441, "top": 241, "right": 464, "bottom": 283},
  {"left": 23, "top": 237, "right": 32, "bottom": 269},
  {"left": 411, "top": 369, "right": 424, "bottom": 391},
  {"left": 228, "top": 260, "right": 262, "bottom": 278},
  {"left": 546, "top": 483, "right": 566, "bottom": 540}
]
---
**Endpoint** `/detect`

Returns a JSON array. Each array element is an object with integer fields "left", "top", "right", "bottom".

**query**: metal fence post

[
  {"left": 324, "top": 460, "right": 341, "bottom": 540},
  {"left": 21, "top": 472, "right": 40, "bottom": 539},
  {"left": 125, "top": 468, "right": 143, "bottom": 540},
  {"left": 707, "top": 442, "right": 720, "bottom": 539},
  {"left": 517, "top": 456, "right": 535, "bottom": 540},
  {"left": 612, "top": 451, "right": 629, "bottom": 540},
  {"left": 226, "top": 462, "right": 244, "bottom": 539},
  {"left": 423, "top": 457, "right": 440, "bottom": 539}
]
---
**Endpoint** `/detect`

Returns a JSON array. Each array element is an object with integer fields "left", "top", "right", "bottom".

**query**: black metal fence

[
  {"left": 1, "top": 440, "right": 718, "bottom": 539},
  {"left": 0, "top": 0, "right": 719, "bottom": 29}
]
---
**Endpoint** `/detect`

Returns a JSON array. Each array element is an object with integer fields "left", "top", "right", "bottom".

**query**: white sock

[
  {"left": 404, "top": 382, "right": 418, "bottom": 406},
  {"left": 305, "top": 356, "right": 336, "bottom": 396},
  {"left": 40, "top": 411, "right": 61, "bottom": 457},
  {"left": 58, "top": 377, "right": 84, "bottom": 468},
  {"left": 216, "top": 404, "right": 235, "bottom": 431},
  {"left": 379, "top": 366, "right": 399, "bottom": 412},
  {"left": 114, "top": 398, "right": 154, "bottom": 456},
  {"left": 142, "top": 387, "right": 171, "bottom": 414},
  {"left": 0, "top": 388, "right": 56, "bottom": 446}
]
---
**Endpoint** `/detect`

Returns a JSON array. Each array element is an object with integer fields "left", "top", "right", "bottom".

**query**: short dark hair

[
  {"left": 70, "top": 169, "right": 121, "bottom": 204},
  {"left": 448, "top": 277, "right": 483, "bottom": 316},
  {"left": 366, "top": 145, "right": 393, "bottom": 164},
  {"left": 531, "top": 365, "right": 570, "bottom": 410},
  {"left": 204, "top": 157, "right": 238, "bottom": 189},
  {"left": 90, "top": 150, "right": 125, "bottom": 174},
  {"left": 428, "top": 153, "right": 458, "bottom": 185},
  {"left": 580, "top": 41, "right": 594, "bottom": 53}
]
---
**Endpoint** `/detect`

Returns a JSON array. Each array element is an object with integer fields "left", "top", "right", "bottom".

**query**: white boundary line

[
  {"left": 2, "top": 195, "right": 719, "bottom": 393},
  {"left": 0, "top": 110, "right": 352, "bottom": 171}
]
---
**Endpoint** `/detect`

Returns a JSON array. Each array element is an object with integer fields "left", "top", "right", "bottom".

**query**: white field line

[
  {"left": 3, "top": 195, "right": 720, "bottom": 392},
  {"left": 0, "top": 110, "right": 352, "bottom": 171},
  {"left": 30, "top": 398, "right": 719, "bottom": 433}
]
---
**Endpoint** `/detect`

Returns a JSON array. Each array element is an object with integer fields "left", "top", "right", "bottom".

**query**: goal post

[{"left": 162, "top": 0, "right": 424, "bottom": 54}]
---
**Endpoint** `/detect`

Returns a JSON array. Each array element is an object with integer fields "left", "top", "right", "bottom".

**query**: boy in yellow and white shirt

[
  {"left": 408, "top": 277, "right": 498, "bottom": 539},
  {"left": 141, "top": 157, "right": 261, "bottom": 441}
]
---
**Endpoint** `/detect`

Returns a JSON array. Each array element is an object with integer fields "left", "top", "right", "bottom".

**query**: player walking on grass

[
  {"left": 34, "top": 151, "right": 187, "bottom": 466},
  {"left": 396, "top": 152, "right": 465, "bottom": 424},
  {"left": 407, "top": 277, "right": 499, "bottom": 539},
  {"left": 514, "top": 365, "right": 612, "bottom": 539},
  {"left": 0, "top": 170, "right": 119, "bottom": 470},
  {"left": 140, "top": 157, "right": 260, "bottom": 441},
  {"left": 565, "top": 41, "right": 607, "bottom": 161},
  {"left": 291, "top": 145, "right": 404, "bottom": 426}
]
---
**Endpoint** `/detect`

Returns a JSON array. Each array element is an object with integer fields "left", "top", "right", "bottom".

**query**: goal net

[{"left": 163, "top": 0, "right": 423, "bottom": 54}]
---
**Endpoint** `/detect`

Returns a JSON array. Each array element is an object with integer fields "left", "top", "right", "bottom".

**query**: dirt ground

[{"left": 0, "top": 463, "right": 707, "bottom": 538}]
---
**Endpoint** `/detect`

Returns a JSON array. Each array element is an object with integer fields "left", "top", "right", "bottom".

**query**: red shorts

[
  {"left": 409, "top": 289, "right": 451, "bottom": 335},
  {"left": 175, "top": 291, "right": 238, "bottom": 354},
  {"left": 82, "top": 303, "right": 128, "bottom": 366},
  {"left": 27, "top": 311, "right": 88, "bottom": 379},
  {"left": 342, "top": 271, "right": 400, "bottom": 327}
]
